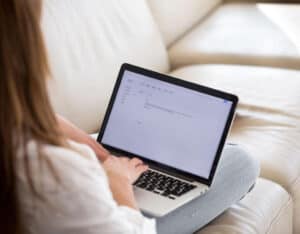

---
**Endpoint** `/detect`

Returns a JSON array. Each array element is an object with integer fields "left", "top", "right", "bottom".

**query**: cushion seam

[
  {"left": 291, "top": 175, "right": 300, "bottom": 189},
  {"left": 266, "top": 195, "right": 293, "bottom": 234}
]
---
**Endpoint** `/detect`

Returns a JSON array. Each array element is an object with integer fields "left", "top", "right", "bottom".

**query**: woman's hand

[
  {"left": 57, "top": 115, "right": 110, "bottom": 162},
  {"left": 103, "top": 156, "right": 148, "bottom": 209},
  {"left": 103, "top": 156, "right": 148, "bottom": 184}
]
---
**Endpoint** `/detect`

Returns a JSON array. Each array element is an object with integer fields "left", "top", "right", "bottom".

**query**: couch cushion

[
  {"left": 258, "top": 3, "right": 300, "bottom": 51},
  {"left": 42, "top": 0, "right": 169, "bottom": 133},
  {"left": 147, "top": 0, "right": 221, "bottom": 46},
  {"left": 169, "top": 3, "right": 300, "bottom": 70},
  {"left": 197, "top": 178, "right": 293, "bottom": 234},
  {"left": 170, "top": 64, "right": 300, "bottom": 233}
]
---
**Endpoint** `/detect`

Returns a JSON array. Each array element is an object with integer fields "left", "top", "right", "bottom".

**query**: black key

[
  {"left": 137, "top": 183, "right": 147, "bottom": 189},
  {"left": 146, "top": 187, "right": 154, "bottom": 191},
  {"left": 161, "top": 191, "right": 170, "bottom": 197}
]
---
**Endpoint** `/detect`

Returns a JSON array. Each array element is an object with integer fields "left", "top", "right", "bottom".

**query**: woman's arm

[
  {"left": 57, "top": 115, "right": 110, "bottom": 162},
  {"left": 32, "top": 142, "right": 155, "bottom": 234}
]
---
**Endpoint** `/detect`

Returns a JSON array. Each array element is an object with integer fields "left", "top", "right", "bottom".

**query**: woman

[{"left": 0, "top": 1, "right": 259, "bottom": 234}]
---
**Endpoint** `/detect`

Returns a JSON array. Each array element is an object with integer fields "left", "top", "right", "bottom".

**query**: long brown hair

[{"left": 0, "top": 0, "right": 65, "bottom": 233}]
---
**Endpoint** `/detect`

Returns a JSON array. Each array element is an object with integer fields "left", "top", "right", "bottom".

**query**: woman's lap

[{"left": 154, "top": 144, "right": 260, "bottom": 234}]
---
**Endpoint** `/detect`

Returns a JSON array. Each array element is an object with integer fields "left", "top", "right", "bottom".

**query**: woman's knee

[{"left": 223, "top": 144, "right": 260, "bottom": 184}]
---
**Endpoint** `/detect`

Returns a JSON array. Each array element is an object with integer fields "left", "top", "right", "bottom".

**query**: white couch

[{"left": 42, "top": 0, "right": 300, "bottom": 233}]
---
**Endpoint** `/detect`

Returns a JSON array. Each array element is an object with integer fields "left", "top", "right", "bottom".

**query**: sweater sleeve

[{"left": 19, "top": 141, "right": 157, "bottom": 234}]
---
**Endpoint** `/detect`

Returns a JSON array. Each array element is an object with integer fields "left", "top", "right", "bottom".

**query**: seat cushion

[
  {"left": 170, "top": 64, "right": 300, "bottom": 233},
  {"left": 42, "top": 0, "right": 169, "bottom": 133},
  {"left": 197, "top": 178, "right": 293, "bottom": 234},
  {"left": 169, "top": 3, "right": 300, "bottom": 70}
]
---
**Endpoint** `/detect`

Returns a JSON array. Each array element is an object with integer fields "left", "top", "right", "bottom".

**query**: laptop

[{"left": 97, "top": 63, "right": 238, "bottom": 217}]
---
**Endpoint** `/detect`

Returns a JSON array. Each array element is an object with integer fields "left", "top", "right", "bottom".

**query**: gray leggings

[{"left": 152, "top": 144, "right": 260, "bottom": 234}]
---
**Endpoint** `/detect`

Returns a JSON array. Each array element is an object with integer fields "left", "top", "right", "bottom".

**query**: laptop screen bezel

[{"left": 97, "top": 63, "right": 238, "bottom": 186}]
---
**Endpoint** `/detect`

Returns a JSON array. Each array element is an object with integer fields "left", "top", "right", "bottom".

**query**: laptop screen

[{"left": 101, "top": 69, "right": 234, "bottom": 180}]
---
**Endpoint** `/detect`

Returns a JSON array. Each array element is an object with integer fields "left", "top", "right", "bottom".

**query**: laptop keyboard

[{"left": 133, "top": 170, "right": 197, "bottom": 200}]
